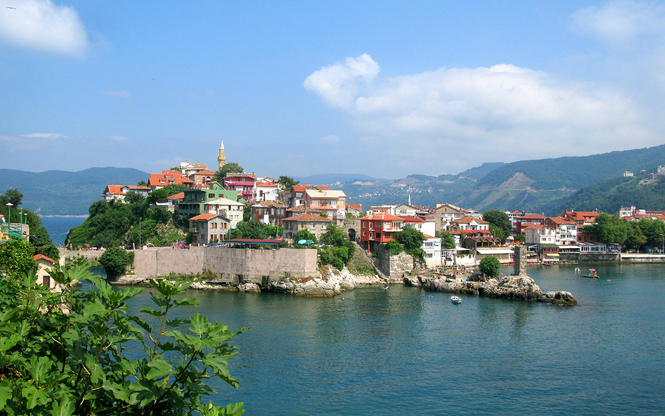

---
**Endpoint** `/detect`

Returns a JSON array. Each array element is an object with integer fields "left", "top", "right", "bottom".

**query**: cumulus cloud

[
  {"left": 303, "top": 53, "right": 380, "bottom": 109},
  {"left": 0, "top": 0, "right": 89, "bottom": 57},
  {"left": 103, "top": 90, "right": 131, "bottom": 98},
  {"left": 305, "top": 54, "right": 652, "bottom": 172}
]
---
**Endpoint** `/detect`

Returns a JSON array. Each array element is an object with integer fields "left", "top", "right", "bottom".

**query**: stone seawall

[{"left": 131, "top": 247, "right": 318, "bottom": 285}]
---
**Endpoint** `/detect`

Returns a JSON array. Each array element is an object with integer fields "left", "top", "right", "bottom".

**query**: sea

[
  {"left": 104, "top": 263, "right": 665, "bottom": 415},
  {"left": 40, "top": 216, "right": 86, "bottom": 246}
]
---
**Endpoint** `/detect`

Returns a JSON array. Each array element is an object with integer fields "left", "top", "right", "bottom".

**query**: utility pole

[{"left": 139, "top": 217, "right": 142, "bottom": 249}]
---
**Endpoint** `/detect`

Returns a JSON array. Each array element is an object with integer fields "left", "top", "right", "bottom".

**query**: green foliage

[
  {"left": 437, "top": 231, "right": 456, "bottom": 249},
  {"left": 384, "top": 240, "right": 403, "bottom": 255},
  {"left": 293, "top": 229, "right": 317, "bottom": 244},
  {"left": 483, "top": 210, "right": 512, "bottom": 234},
  {"left": 234, "top": 221, "right": 268, "bottom": 239},
  {"left": 0, "top": 188, "right": 23, "bottom": 207},
  {"left": 0, "top": 262, "right": 245, "bottom": 415},
  {"left": 320, "top": 225, "right": 345, "bottom": 247},
  {"left": 278, "top": 176, "right": 299, "bottom": 192},
  {"left": 479, "top": 256, "right": 501, "bottom": 278},
  {"left": 212, "top": 163, "right": 244, "bottom": 183},
  {"left": 636, "top": 217, "right": 665, "bottom": 248},
  {"left": 242, "top": 202, "right": 252, "bottom": 222},
  {"left": 0, "top": 239, "right": 37, "bottom": 277},
  {"left": 489, "top": 224, "right": 506, "bottom": 241},
  {"left": 228, "top": 229, "right": 243, "bottom": 240},
  {"left": 66, "top": 198, "right": 172, "bottom": 248},
  {"left": 626, "top": 224, "right": 647, "bottom": 249},
  {"left": 582, "top": 213, "right": 630, "bottom": 245},
  {"left": 515, "top": 233, "right": 526, "bottom": 243},
  {"left": 393, "top": 225, "right": 425, "bottom": 259},
  {"left": 99, "top": 247, "right": 130, "bottom": 279}
]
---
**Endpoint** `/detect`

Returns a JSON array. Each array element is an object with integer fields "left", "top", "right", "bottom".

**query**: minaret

[
  {"left": 408, "top": 193, "right": 411, "bottom": 206},
  {"left": 217, "top": 138, "right": 226, "bottom": 170}
]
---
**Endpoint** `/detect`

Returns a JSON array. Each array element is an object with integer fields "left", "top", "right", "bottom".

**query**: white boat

[{"left": 451, "top": 296, "right": 462, "bottom": 304}]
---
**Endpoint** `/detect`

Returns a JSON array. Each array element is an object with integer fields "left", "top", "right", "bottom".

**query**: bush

[
  {"left": 385, "top": 240, "right": 403, "bottom": 255},
  {"left": 99, "top": 247, "right": 130, "bottom": 279},
  {"left": 479, "top": 256, "right": 501, "bottom": 278}
]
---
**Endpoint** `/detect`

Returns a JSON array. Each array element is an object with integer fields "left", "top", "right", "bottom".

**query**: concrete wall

[
  {"left": 131, "top": 247, "right": 318, "bottom": 285},
  {"left": 579, "top": 252, "right": 621, "bottom": 262}
]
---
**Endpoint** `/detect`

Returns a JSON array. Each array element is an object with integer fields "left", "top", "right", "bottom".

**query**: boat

[
  {"left": 582, "top": 268, "right": 599, "bottom": 278},
  {"left": 451, "top": 296, "right": 462, "bottom": 304}
]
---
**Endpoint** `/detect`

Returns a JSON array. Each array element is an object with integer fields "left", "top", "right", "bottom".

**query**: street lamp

[{"left": 5, "top": 203, "right": 12, "bottom": 230}]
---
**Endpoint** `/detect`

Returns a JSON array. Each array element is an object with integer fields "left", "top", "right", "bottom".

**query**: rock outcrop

[{"left": 423, "top": 273, "right": 577, "bottom": 306}]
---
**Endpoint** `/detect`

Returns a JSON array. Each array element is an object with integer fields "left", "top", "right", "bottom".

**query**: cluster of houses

[{"left": 99, "top": 139, "right": 665, "bottom": 267}]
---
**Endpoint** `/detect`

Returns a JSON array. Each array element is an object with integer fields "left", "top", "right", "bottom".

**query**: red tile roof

[
  {"left": 256, "top": 182, "right": 278, "bottom": 187},
  {"left": 166, "top": 192, "right": 185, "bottom": 199},
  {"left": 347, "top": 203, "right": 362, "bottom": 210},
  {"left": 254, "top": 200, "right": 286, "bottom": 208},
  {"left": 292, "top": 185, "right": 330, "bottom": 193},
  {"left": 106, "top": 185, "right": 125, "bottom": 195},
  {"left": 399, "top": 215, "right": 424, "bottom": 223},
  {"left": 282, "top": 213, "right": 333, "bottom": 222},
  {"left": 34, "top": 254, "right": 56, "bottom": 264},
  {"left": 189, "top": 214, "right": 218, "bottom": 221},
  {"left": 452, "top": 216, "right": 489, "bottom": 224},
  {"left": 194, "top": 169, "right": 216, "bottom": 175}
]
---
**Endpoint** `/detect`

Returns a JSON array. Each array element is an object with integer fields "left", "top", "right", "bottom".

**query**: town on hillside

[{"left": 7, "top": 138, "right": 665, "bottom": 269}]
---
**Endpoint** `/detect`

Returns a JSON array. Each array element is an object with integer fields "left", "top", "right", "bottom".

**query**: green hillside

[
  {"left": 475, "top": 145, "right": 665, "bottom": 190},
  {"left": 551, "top": 172, "right": 665, "bottom": 215},
  {"left": 0, "top": 167, "right": 149, "bottom": 215}
]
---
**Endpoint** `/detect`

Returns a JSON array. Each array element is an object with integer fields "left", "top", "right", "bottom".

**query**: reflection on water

[{"left": 112, "top": 264, "right": 665, "bottom": 415}]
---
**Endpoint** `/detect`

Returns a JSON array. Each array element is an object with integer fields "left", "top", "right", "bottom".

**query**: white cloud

[
  {"left": 21, "top": 132, "right": 66, "bottom": 139},
  {"left": 303, "top": 53, "right": 379, "bottom": 109},
  {"left": 0, "top": 0, "right": 89, "bottom": 58},
  {"left": 110, "top": 136, "right": 129, "bottom": 143},
  {"left": 103, "top": 90, "right": 131, "bottom": 98},
  {"left": 320, "top": 135, "right": 340, "bottom": 143},
  {"left": 572, "top": 0, "right": 665, "bottom": 45},
  {"left": 304, "top": 54, "right": 654, "bottom": 172},
  {"left": 151, "top": 157, "right": 185, "bottom": 166}
]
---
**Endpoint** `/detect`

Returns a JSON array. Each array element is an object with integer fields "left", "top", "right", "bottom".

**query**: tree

[
  {"left": 483, "top": 210, "right": 512, "bottom": 235},
  {"left": 515, "top": 233, "right": 526, "bottom": 243},
  {"left": 489, "top": 224, "right": 506, "bottom": 241},
  {"left": 437, "top": 231, "right": 456, "bottom": 249},
  {"left": 4, "top": 188, "right": 23, "bottom": 207},
  {"left": 125, "top": 191, "right": 145, "bottom": 204},
  {"left": 278, "top": 176, "right": 299, "bottom": 192},
  {"left": 212, "top": 162, "right": 244, "bottom": 183},
  {"left": 582, "top": 213, "right": 629, "bottom": 245},
  {"left": 236, "top": 221, "right": 267, "bottom": 239},
  {"left": 321, "top": 225, "right": 345, "bottom": 246},
  {"left": 293, "top": 229, "right": 317, "bottom": 244},
  {"left": 0, "top": 239, "right": 37, "bottom": 277},
  {"left": 626, "top": 224, "right": 647, "bottom": 250},
  {"left": 0, "top": 261, "right": 245, "bottom": 415},
  {"left": 393, "top": 225, "right": 426, "bottom": 259},
  {"left": 479, "top": 256, "right": 501, "bottom": 278},
  {"left": 99, "top": 247, "right": 130, "bottom": 279}
]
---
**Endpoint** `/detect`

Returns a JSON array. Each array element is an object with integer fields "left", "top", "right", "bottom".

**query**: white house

[{"left": 203, "top": 197, "right": 245, "bottom": 229}]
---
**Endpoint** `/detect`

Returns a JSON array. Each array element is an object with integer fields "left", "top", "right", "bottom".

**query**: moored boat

[{"left": 451, "top": 295, "right": 462, "bottom": 304}]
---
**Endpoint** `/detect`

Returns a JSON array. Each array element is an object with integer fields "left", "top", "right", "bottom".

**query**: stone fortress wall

[{"left": 131, "top": 247, "right": 318, "bottom": 285}]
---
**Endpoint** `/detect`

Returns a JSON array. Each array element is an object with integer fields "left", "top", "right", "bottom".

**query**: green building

[{"left": 176, "top": 182, "right": 240, "bottom": 217}]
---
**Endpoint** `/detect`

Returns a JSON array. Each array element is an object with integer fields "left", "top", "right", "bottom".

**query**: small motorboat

[{"left": 451, "top": 296, "right": 462, "bottom": 304}]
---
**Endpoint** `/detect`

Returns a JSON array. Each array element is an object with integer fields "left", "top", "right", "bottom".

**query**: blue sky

[{"left": 1, "top": 0, "right": 665, "bottom": 179}]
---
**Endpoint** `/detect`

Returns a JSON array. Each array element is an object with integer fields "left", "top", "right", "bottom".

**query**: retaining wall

[{"left": 131, "top": 247, "right": 318, "bottom": 285}]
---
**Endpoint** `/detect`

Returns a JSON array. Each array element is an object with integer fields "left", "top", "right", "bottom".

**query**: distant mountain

[
  {"left": 455, "top": 144, "right": 665, "bottom": 213},
  {"left": 293, "top": 173, "right": 386, "bottom": 184},
  {"left": 0, "top": 167, "right": 149, "bottom": 215}
]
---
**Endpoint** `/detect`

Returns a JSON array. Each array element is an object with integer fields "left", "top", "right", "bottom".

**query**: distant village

[{"left": 97, "top": 139, "right": 665, "bottom": 267}]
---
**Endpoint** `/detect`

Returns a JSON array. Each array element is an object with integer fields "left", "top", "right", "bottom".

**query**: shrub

[
  {"left": 479, "top": 256, "right": 501, "bottom": 278},
  {"left": 98, "top": 247, "right": 130, "bottom": 279}
]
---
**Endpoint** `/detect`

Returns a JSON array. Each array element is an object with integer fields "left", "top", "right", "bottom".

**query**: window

[
  {"left": 363, "top": 232, "right": 366, "bottom": 236},
  {"left": 43, "top": 276, "right": 50, "bottom": 287}
]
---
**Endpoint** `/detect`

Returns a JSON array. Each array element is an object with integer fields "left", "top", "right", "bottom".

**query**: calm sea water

[
  {"left": 40, "top": 216, "right": 86, "bottom": 246},
  {"left": 112, "top": 264, "right": 665, "bottom": 415}
]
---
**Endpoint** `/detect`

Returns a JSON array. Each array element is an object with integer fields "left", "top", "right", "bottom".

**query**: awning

[
  {"left": 545, "top": 253, "right": 560, "bottom": 257},
  {"left": 476, "top": 249, "right": 513, "bottom": 255}
]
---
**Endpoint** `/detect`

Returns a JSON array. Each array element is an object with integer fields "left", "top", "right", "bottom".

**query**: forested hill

[
  {"left": 0, "top": 167, "right": 148, "bottom": 216},
  {"left": 551, "top": 173, "right": 665, "bottom": 215},
  {"left": 474, "top": 145, "right": 665, "bottom": 190}
]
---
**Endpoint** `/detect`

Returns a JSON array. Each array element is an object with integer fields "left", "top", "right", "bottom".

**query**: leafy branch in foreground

[{"left": 0, "top": 261, "right": 246, "bottom": 416}]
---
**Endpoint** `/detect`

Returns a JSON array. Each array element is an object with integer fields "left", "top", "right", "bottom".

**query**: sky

[{"left": 1, "top": 0, "right": 665, "bottom": 179}]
